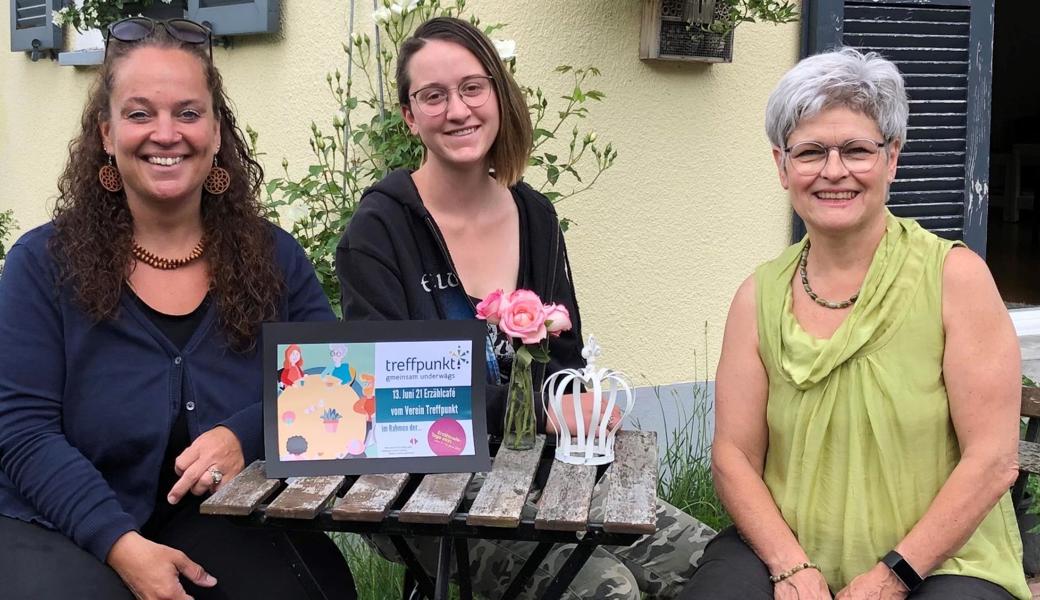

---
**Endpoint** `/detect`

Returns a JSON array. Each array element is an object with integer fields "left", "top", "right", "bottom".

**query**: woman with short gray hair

[{"left": 682, "top": 48, "right": 1029, "bottom": 600}]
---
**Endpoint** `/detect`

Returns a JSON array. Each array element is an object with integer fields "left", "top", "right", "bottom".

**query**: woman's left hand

[
  {"left": 166, "top": 426, "right": 245, "bottom": 505},
  {"left": 834, "top": 563, "right": 908, "bottom": 600},
  {"left": 545, "top": 391, "right": 623, "bottom": 435}
]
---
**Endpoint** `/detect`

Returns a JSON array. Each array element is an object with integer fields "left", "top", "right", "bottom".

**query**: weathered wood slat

[
  {"left": 1022, "top": 387, "right": 1040, "bottom": 420},
  {"left": 844, "top": 18, "right": 969, "bottom": 36},
  {"left": 888, "top": 190, "right": 963, "bottom": 205},
  {"left": 602, "top": 431, "right": 658, "bottom": 535},
  {"left": 887, "top": 202, "right": 964, "bottom": 219},
  {"left": 535, "top": 461, "right": 597, "bottom": 531},
  {"left": 1020, "top": 440, "right": 1040, "bottom": 476},
  {"left": 200, "top": 460, "right": 280, "bottom": 516},
  {"left": 845, "top": 6, "right": 971, "bottom": 24},
  {"left": 902, "top": 139, "right": 966, "bottom": 154},
  {"left": 467, "top": 436, "right": 544, "bottom": 527},
  {"left": 332, "top": 473, "right": 410, "bottom": 522},
  {"left": 899, "top": 151, "right": 965, "bottom": 166},
  {"left": 265, "top": 476, "right": 346, "bottom": 519},
  {"left": 845, "top": 33, "right": 968, "bottom": 50},
  {"left": 890, "top": 177, "right": 964, "bottom": 193},
  {"left": 398, "top": 473, "right": 472, "bottom": 524}
]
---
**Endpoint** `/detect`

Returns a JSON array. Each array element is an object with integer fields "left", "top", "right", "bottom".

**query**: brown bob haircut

[{"left": 396, "top": 17, "right": 533, "bottom": 187}]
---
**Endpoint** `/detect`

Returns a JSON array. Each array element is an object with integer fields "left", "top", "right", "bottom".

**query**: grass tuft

[{"left": 653, "top": 382, "right": 732, "bottom": 533}]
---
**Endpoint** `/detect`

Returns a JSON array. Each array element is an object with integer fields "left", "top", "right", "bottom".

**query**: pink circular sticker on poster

[{"left": 427, "top": 418, "right": 466, "bottom": 456}]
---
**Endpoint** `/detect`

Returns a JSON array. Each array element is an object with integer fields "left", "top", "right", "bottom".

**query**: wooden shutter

[
  {"left": 801, "top": 0, "right": 994, "bottom": 255},
  {"left": 10, "top": 0, "right": 61, "bottom": 53},
  {"left": 187, "top": 0, "right": 280, "bottom": 36}
]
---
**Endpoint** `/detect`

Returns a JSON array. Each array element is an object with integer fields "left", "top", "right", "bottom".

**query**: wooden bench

[
  {"left": 1013, "top": 386, "right": 1040, "bottom": 599},
  {"left": 200, "top": 430, "right": 659, "bottom": 600},
  {"left": 1014, "top": 386, "right": 1040, "bottom": 509}
]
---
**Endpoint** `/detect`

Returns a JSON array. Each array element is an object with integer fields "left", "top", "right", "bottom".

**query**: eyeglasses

[
  {"left": 409, "top": 75, "right": 494, "bottom": 117},
  {"left": 783, "top": 139, "right": 888, "bottom": 176},
  {"left": 105, "top": 17, "right": 212, "bottom": 60}
]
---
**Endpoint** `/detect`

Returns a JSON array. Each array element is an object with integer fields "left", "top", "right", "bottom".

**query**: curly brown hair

[{"left": 50, "top": 26, "right": 281, "bottom": 352}]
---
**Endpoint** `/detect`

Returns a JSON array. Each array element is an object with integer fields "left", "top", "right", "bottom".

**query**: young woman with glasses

[
  {"left": 0, "top": 17, "right": 356, "bottom": 600},
  {"left": 336, "top": 16, "right": 710, "bottom": 599}
]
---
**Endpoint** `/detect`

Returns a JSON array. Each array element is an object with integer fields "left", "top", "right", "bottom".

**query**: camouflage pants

[{"left": 371, "top": 474, "right": 715, "bottom": 599}]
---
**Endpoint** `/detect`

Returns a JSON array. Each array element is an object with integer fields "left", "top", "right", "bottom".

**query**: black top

[
  {"left": 128, "top": 290, "right": 210, "bottom": 534},
  {"left": 336, "top": 169, "right": 585, "bottom": 435}
]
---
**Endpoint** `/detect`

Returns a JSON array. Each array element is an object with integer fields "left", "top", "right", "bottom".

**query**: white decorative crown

[{"left": 541, "top": 335, "right": 634, "bottom": 465}]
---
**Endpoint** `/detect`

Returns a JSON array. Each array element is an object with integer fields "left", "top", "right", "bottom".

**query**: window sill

[{"left": 57, "top": 48, "right": 103, "bottom": 67}]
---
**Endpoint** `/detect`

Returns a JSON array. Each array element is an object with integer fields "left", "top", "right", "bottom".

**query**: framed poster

[{"left": 262, "top": 320, "right": 490, "bottom": 478}]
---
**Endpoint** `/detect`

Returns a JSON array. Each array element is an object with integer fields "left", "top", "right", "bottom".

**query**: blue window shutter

[
  {"left": 10, "top": 0, "right": 62, "bottom": 53},
  {"left": 799, "top": 0, "right": 995, "bottom": 257},
  {"left": 186, "top": 0, "right": 280, "bottom": 36}
]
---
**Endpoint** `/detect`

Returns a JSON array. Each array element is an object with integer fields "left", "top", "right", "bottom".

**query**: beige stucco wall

[{"left": 0, "top": 1, "right": 799, "bottom": 386}]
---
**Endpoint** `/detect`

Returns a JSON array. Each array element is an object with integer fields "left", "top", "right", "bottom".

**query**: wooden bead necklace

[
  {"left": 799, "top": 240, "right": 859, "bottom": 310},
  {"left": 131, "top": 239, "right": 206, "bottom": 270}
]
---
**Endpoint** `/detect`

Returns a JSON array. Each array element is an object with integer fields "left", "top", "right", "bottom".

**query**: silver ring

[{"left": 209, "top": 466, "right": 223, "bottom": 487}]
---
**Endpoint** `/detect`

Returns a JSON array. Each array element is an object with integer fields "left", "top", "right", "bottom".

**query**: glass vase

[{"left": 503, "top": 359, "right": 536, "bottom": 451}]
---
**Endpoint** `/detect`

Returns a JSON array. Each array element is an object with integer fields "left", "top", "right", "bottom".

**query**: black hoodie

[{"left": 335, "top": 169, "right": 585, "bottom": 436}]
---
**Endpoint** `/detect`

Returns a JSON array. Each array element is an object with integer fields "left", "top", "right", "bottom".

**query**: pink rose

[
  {"left": 543, "top": 304, "right": 572, "bottom": 336},
  {"left": 475, "top": 289, "right": 505, "bottom": 325},
  {"left": 498, "top": 289, "right": 547, "bottom": 344}
]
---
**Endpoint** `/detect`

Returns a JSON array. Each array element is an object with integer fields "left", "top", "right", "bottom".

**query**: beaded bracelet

[{"left": 769, "top": 561, "right": 820, "bottom": 584}]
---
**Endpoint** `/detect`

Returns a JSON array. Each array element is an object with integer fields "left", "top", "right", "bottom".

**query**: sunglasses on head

[{"left": 105, "top": 17, "right": 213, "bottom": 59}]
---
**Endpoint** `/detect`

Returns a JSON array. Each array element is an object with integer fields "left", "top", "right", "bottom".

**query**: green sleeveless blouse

[{"left": 754, "top": 213, "right": 1028, "bottom": 598}]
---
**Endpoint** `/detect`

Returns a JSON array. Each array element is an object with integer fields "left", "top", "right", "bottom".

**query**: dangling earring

[
  {"left": 204, "top": 154, "right": 230, "bottom": 195},
  {"left": 98, "top": 153, "right": 123, "bottom": 193}
]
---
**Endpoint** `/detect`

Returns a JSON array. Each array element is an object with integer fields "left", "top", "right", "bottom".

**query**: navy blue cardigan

[{"left": 0, "top": 223, "right": 334, "bottom": 562}]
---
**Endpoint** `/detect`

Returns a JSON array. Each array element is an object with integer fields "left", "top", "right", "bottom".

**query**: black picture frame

[{"left": 262, "top": 320, "right": 490, "bottom": 478}]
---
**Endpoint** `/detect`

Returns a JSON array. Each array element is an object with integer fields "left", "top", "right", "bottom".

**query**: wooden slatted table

[{"left": 201, "top": 430, "right": 658, "bottom": 600}]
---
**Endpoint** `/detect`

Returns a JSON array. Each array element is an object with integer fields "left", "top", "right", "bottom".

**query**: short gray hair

[{"left": 765, "top": 47, "right": 909, "bottom": 148}]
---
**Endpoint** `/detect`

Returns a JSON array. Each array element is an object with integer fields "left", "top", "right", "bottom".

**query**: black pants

[
  {"left": 0, "top": 511, "right": 356, "bottom": 600},
  {"left": 680, "top": 527, "right": 1015, "bottom": 600}
]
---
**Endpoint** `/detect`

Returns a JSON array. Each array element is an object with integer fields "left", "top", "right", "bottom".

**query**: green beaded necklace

[{"left": 798, "top": 240, "right": 859, "bottom": 310}]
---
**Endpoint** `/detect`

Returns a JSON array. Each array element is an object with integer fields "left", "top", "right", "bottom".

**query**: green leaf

[
  {"left": 526, "top": 345, "right": 551, "bottom": 363},
  {"left": 546, "top": 165, "right": 560, "bottom": 185},
  {"left": 545, "top": 153, "right": 557, "bottom": 164},
  {"left": 515, "top": 345, "right": 533, "bottom": 367}
]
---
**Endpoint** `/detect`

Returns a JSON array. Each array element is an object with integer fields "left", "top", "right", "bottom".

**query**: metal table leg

[
  {"left": 501, "top": 541, "right": 554, "bottom": 599},
  {"left": 434, "top": 536, "right": 454, "bottom": 600},
  {"left": 454, "top": 537, "right": 472, "bottom": 600},
  {"left": 390, "top": 535, "right": 435, "bottom": 599},
  {"left": 540, "top": 540, "right": 598, "bottom": 600}
]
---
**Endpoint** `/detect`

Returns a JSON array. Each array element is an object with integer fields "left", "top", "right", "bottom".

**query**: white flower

[
  {"left": 389, "top": 0, "right": 419, "bottom": 17},
  {"left": 51, "top": 8, "right": 67, "bottom": 26},
  {"left": 279, "top": 203, "right": 309, "bottom": 228},
  {"left": 372, "top": 6, "right": 392, "bottom": 24},
  {"left": 493, "top": 39, "right": 517, "bottom": 61}
]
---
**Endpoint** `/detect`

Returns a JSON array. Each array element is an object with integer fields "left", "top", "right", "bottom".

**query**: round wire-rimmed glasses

[
  {"left": 105, "top": 17, "right": 213, "bottom": 60},
  {"left": 409, "top": 75, "right": 495, "bottom": 117},
  {"left": 783, "top": 138, "right": 888, "bottom": 176}
]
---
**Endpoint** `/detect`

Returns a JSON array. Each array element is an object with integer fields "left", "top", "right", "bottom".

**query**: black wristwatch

[{"left": 881, "top": 550, "right": 923, "bottom": 592}]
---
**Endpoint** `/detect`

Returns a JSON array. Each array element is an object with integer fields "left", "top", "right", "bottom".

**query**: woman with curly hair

[{"left": 0, "top": 18, "right": 356, "bottom": 600}]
